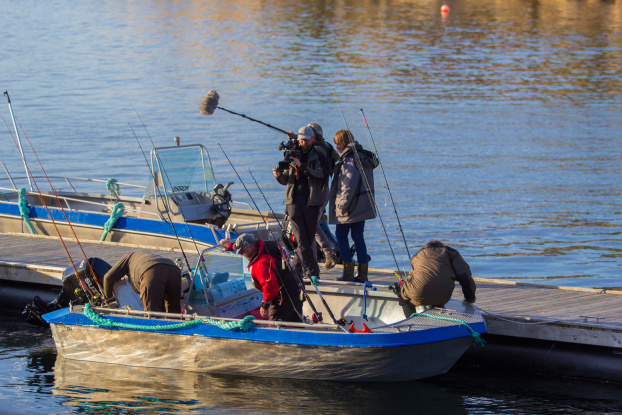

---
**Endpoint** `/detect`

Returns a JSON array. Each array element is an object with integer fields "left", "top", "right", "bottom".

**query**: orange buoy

[{"left": 441, "top": 4, "right": 450, "bottom": 13}]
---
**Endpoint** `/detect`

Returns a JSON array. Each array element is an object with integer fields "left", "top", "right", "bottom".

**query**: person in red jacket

[{"left": 220, "top": 233, "right": 303, "bottom": 322}]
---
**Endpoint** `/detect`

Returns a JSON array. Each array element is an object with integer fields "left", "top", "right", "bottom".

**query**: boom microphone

[
  {"left": 199, "top": 90, "right": 219, "bottom": 116},
  {"left": 199, "top": 89, "right": 289, "bottom": 135}
]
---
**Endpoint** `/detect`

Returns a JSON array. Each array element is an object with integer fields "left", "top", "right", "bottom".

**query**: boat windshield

[{"left": 144, "top": 145, "right": 216, "bottom": 198}]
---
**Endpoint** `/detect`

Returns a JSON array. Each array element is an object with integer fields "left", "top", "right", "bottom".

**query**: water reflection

[{"left": 52, "top": 357, "right": 466, "bottom": 414}]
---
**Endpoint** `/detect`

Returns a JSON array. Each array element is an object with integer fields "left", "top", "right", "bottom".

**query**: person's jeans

[{"left": 335, "top": 221, "right": 367, "bottom": 264}]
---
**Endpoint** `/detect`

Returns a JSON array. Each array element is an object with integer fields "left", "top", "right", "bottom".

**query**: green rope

[
  {"left": 310, "top": 276, "right": 319, "bottom": 286},
  {"left": 0, "top": 191, "right": 9, "bottom": 201},
  {"left": 106, "top": 178, "right": 120, "bottom": 197},
  {"left": 83, "top": 303, "right": 255, "bottom": 332},
  {"left": 100, "top": 202, "right": 124, "bottom": 241},
  {"left": 18, "top": 188, "right": 36, "bottom": 234},
  {"left": 410, "top": 312, "right": 487, "bottom": 347}
]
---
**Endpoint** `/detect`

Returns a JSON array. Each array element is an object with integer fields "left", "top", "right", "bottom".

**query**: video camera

[{"left": 276, "top": 133, "right": 301, "bottom": 171}]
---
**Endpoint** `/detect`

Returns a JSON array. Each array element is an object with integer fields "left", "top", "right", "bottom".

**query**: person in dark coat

[
  {"left": 103, "top": 251, "right": 182, "bottom": 313},
  {"left": 400, "top": 240, "right": 476, "bottom": 313},
  {"left": 273, "top": 125, "right": 325, "bottom": 279},
  {"left": 220, "top": 233, "right": 303, "bottom": 322},
  {"left": 329, "top": 129, "right": 379, "bottom": 282}
]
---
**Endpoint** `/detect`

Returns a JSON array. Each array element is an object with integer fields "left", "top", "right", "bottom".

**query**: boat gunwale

[{"left": 43, "top": 304, "right": 486, "bottom": 349}]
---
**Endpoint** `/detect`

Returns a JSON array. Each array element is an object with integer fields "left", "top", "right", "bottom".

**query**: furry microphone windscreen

[{"left": 199, "top": 90, "right": 220, "bottom": 116}]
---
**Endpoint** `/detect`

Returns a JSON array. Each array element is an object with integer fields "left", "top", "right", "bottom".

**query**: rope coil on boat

[
  {"left": 410, "top": 312, "right": 487, "bottom": 347},
  {"left": 100, "top": 202, "right": 125, "bottom": 241},
  {"left": 83, "top": 303, "right": 256, "bottom": 331},
  {"left": 18, "top": 188, "right": 36, "bottom": 234},
  {"left": 106, "top": 178, "right": 120, "bottom": 197}
]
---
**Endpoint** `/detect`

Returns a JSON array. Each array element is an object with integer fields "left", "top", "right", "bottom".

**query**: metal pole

[{"left": 4, "top": 91, "right": 32, "bottom": 190}]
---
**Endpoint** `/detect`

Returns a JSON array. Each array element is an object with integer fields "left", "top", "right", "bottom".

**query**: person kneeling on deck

[
  {"left": 220, "top": 233, "right": 303, "bottom": 323},
  {"left": 400, "top": 240, "right": 476, "bottom": 315},
  {"left": 103, "top": 251, "right": 182, "bottom": 313}
]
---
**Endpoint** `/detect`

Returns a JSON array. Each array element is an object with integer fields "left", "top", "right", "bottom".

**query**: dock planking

[
  {"left": 1, "top": 232, "right": 621, "bottom": 381},
  {"left": 2, "top": 233, "right": 621, "bottom": 329}
]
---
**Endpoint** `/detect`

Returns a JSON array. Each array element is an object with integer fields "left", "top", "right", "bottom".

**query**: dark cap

[{"left": 234, "top": 233, "right": 257, "bottom": 253}]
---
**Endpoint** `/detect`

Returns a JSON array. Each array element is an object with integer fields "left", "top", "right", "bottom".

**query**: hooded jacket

[
  {"left": 246, "top": 240, "right": 302, "bottom": 317},
  {"left": 328, "top": 142, "right": 379, "bottom": 225}
]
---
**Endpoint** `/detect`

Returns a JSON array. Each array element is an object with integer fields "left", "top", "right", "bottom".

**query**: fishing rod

[
  {"left": 1, "top": 107, "right": 106, "bottom": 305},
  {"left": 200, "top": 90, "right": 290, "bottom": 135},
  {"left": 329, "top": 82, "right": 405, "bottom": 284},
  {"left": 360, "top": 109, "right": 411, "bottom": 260},
  {"left": 3, "top": 91, "right": 32, "bottom": 190},
  {"left": 247, "top": 168, "right": 347, "bottom": 327},
  {"left": 217, "top": 143, "right": 336, "bottom": 326}
]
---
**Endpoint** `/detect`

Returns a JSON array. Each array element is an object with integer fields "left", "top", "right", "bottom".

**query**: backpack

[{"left": 316, "top": 139, "right": 339, "bottom": 176}]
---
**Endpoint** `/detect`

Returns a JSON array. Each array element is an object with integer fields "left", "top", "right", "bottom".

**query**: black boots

[
  {"left": 355, "top": 262, "right": 368, "bottom": 283},
  {"left": 337, "top": 261, "right": 355, "bottom": 281}
]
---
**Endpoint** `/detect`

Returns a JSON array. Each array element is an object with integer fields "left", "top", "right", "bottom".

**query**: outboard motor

[
  {"left": 22, "top": 257, "right": 111, "bottom": 327},
  {"left": 206, "top": 182, "right": 233, "bottom": 228},
  {"left": 61, "top": 257, "right": 112, "bottom": 306}
]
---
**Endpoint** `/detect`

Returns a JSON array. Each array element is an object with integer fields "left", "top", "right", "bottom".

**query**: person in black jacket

[{"left": 273, "top": 125, "right": 325, "bottom": 279}]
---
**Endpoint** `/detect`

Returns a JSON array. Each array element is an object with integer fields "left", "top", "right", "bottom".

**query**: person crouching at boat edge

[
  {"left": 399, "top": 240, "right": 476, "bottom": 316},
  {"left": 103, "top": 251, "right": 182, "bottom": 313},
  {"left": 219, "top": 233, "right": 303, "bottom": 322}
]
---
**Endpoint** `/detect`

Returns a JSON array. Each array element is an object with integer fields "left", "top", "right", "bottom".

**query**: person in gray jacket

[
  {"left": 329, "top": 129, "right": 378, "bottom": 282},
  {"left": 400, "top": 240, "right": 476, "bottom": 314}
]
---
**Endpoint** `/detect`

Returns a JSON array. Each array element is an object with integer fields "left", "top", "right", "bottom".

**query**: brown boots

[
  {"left": 323, "top": 250, "right": 336, "bottom": 270},
  {"left": 337, "top": 262, "right": 369, "bottom": 282},
  {"left": 355, "top": 262, "right": 368, "bottom": 283},
  {"left": 337, "top": 261, "right": 355, "bottom": 281}
]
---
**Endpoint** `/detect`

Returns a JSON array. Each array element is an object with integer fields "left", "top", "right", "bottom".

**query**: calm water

[{"left": 1, "top": 0, "right": 622, "bottom": 412}]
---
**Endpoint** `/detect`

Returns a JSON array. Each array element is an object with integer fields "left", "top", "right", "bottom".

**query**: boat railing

[
  {"left": 230, "top": 200, "right": 254, "bottom": 210},
  {"left": 86, "top": 305, "right": 346, "bottom": 331},
  {"left": 0, "top": 172, "right": 145, "bottom": 194},
  {"left": 187, "top": 245, "right": 223, "bottom": 305},
  {"left": 0, "top": 183, "right": 164, "bottom": 221},
  {"left": 0, "top": 162, "right": 17, "bottom": 190}
]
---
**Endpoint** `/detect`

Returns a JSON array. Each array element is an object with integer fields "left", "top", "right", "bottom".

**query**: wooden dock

[{"left": 1, "top": 232, "right": 621, "bottom": 382}]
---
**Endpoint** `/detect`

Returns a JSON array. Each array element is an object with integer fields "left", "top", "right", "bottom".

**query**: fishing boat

[
  {"left": 42, "top": 246, "right": 487, "bottom": 382},
  {"left": 0, "top": 142, "right": 282, "bottom": 251}
]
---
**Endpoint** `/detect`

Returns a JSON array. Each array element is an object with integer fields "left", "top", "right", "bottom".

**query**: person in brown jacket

[
  {"left": 103, "top": 251, "right": 182, "bottom": 313},
  {"left": 400, "top": 240, "right": 476, "bottom": 313}
]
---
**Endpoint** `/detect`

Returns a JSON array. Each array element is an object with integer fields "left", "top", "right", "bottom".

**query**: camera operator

[{"left": 273, "top": 125, "right": 325, "bottom": 279}]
